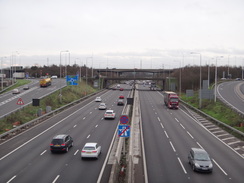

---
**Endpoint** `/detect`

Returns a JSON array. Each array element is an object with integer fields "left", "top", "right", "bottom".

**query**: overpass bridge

[{"left": 94, "top": 68, "right": 173, "bottom": 90}]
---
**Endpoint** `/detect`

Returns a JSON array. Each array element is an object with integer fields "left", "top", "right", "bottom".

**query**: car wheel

[{"left": 192, "top": 164, "right": 195, "bottom": 171}]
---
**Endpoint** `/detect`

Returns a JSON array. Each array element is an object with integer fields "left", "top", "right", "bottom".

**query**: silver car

[
  {"left": 81, "top": 142, "right": 101, "bottom": 159},
  {"left": 95, "top": 97, "right": 102, "bottom": 102},
  {"left": 188, "top": 148, "right": 213, "bottom": 173},
  {"left": 98, "top": 103, "right": 107, "bottom": 110}
]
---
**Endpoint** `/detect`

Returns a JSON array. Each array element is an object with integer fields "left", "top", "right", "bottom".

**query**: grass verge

[
  {"left": 0, "top": 80, "right": 97, "bottom": 134},
  {"left": 181, "top": 94, "right": 244, "bottom": 133}
]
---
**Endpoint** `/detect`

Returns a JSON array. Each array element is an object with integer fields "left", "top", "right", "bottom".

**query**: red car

[
  {"left": 119, "top": 95, "right": 124, "bottom": 99},
  {"left": 120, "top": 88, "right": 124, "bottom": 91}
]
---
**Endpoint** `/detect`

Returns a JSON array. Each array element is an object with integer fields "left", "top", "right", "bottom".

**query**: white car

[
  {"left": 12, "top": 89, "right": 20, "bottom": 94},
  {"left": 98, "top": 103, "right": 107, "bottom": 110},
  {"left": 104, "top": 110, "right": 116, "bottom": 119},
  {"left": 23, "top": 85, "right": 29, "bottom": 90},
  {"left": 95, "top": 97, "right": 102, "bottom": 102},
  {"left": 81, "top": 142, "right": 101, "bottom": 159}
]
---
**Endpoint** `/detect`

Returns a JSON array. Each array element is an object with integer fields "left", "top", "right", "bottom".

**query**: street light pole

[
  {"left": 85, "top": 57, "right": 92, "bottom": 95},
  {"left": 59, "top": 50, "right": 69, "bottom": 102},
  {"left": 190, "top": 52, "right": 202, "bottom": 108},
  {"left": 214, "top": 56, "right": 224, "bottom": 102}
]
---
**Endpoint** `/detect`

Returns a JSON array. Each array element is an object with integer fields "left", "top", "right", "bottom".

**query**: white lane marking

[
  {"left": 180, "top": 123, "right": 185, "bottom": 129},
  {"left": 40, "top": 150, "right": 47, "bottom": 156},
  {"left": 155, "top": 112, "right": 157, "bottom": 115},
  {"left": 74, "top": 150, "right": 79, "bottom": 155},
  {"left": 52, "top": 175, "right": 60, "bottom": 183},
  {"left": 164, "top": 131, "right": 169, "bottom": 138},
  {"left": 187, "top": 131, "right": 194, "bottom": 139},
  {"left": 0, "top": 104, "right": 88, "bottom": 161},
  {"left": 95, "top": 124, "right": 98, "bottom": 128},
  {"left": 196, "top": 142, "right": 204, "bottom": 149},
  {"left": 175, "top": 118, "right": 179, "bottom": 123},
  {"left": 87, "top": 134, "right": 90, "bottom": 139},
  {"left": 160, "top": 123, "right": 164, "bottom": 129},
  {"left": 212, "top": 159, "right": 228, "bottom": 176},
  {"left": 90, "top": 112, "right": 92, "bottom": 114},
  {"left": 169, "top": 141, "right": 176, "bottom": 152},
  {"left": 157, "top": 117, "right": 161, "bottom": 122},
  {"left": 83, "top": 117, "right": 86, "bottom": 120},
  {"left": 178, "top": 157, "right": 187, "bottom": 174},
  {"left": 73, "top": 125, "right": 77, "bottom": 128},
  {"left": 7, "top": 175, "right": 17, "bottom": 183}
]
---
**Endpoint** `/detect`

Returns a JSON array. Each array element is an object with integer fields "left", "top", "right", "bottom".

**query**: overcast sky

[{"left": 1, "top": 0, "right": 244, "bottom": 69}]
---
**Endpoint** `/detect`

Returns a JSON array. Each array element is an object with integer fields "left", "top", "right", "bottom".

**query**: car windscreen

[
  {"left": 195, "top": 153, "right": 210, "bottom": 161},
  {"left": 170, "top": 98, "right": 178, "bottom": 102}
]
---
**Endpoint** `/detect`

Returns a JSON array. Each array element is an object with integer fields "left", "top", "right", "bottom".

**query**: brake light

[
  {"left": 61, "top": 144, "right": 65, "bottom": 146},
  {"left": 92, "top": 151, "right": 97, "bottom": 153},
  {"left": 82, "top": 150, "right": 86, "bottom": 153},
  {"left": 50, "top": 144, "right": 53, "bottom": 146}
]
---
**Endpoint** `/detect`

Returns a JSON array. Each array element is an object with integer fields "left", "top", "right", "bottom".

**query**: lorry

[
  {"left": 40, "top": 77, "right": 52, "bottom": 87},
  {"left": 13, "top": 72, "right": 25, "bottom": 79},
  {"left": 163, "top": 91, "right": 179, "bottom": 109}
]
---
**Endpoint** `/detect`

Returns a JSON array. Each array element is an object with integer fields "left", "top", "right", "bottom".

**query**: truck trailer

[
  {"left": 163, "top": 91, "right": 179, "bottom": 109},
  {"left": 40, "top": 77, "right": 52, "bottom": 87}
]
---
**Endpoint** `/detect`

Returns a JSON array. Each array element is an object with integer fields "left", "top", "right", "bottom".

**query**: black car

[
  {"left": 50, "top": 134, "right": 73, "bottom": 153},
  {"left": 117, "top": 99, "right": 124, "bottom": 106}
]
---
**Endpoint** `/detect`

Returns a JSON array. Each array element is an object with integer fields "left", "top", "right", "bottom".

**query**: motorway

[
  {"left": 0, "top": 78, "right": 67, "bottom": 119},
  {"left": 217, "top": 81, "right": 244, "bottom": 114},
  {"left": 0, "top": 84, "right": 130, "bottom": 183},
  {"left": 0, "top": 82, "right": 244, "bottom": 183},
  {"left": 139, "top": 84, "right": 244, "bottom": 183}
]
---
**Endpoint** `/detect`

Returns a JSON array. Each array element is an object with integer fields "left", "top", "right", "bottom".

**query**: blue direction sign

[
  {"left": 118, "top": 125, "right": 130, "bottom": 137},
  {"left": 66, "top": 75, "right": 78, "bottom": 85},
  {"left": 120, "top": 115, "right": 129, "bottom": 124}
]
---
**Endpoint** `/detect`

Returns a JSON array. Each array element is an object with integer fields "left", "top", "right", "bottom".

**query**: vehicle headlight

[
  {"left": 209, "top": 163, "right": 213, "bottom": 168},
  {"left": 194, "top": 163, "right": 200, "bottom": 168}
]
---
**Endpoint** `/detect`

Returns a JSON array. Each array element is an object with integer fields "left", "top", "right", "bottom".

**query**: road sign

[
  {"left": 16, "top": 98, "right": 24, "bottom": 105},
  {"left": 66, "top": 75, "right": 78, "bottom": 85},
  {"left": 120, "top": 115, "right": 129, "bottom": 124},
  {"left": 118, "top": 125, "right": 130, "bottom": 137}
]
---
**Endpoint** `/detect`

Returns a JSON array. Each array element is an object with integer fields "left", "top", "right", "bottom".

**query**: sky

[{"left": 1, "top": 0, "right": 244, "bottom": 69}]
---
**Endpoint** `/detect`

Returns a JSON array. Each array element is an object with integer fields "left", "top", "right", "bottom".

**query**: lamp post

[
  {"left": 85, "top": 57, "right": 92, "bottom": 95},
  {"left": 214, "top": 56, "right": 224, "bottom": 102},
  {"left": 190, "top": 52, "right": 202, "bottom": 108},
  {"left": 59, "top": 50, "right": 69, "bottom": 101},
  {"left": 1, "top": 57, "right": 7, "bottom": 91}
]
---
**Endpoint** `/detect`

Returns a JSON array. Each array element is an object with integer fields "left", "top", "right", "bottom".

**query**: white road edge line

[
  {"left": 157, "top": 117, "right": 161, "bottom": 122},
  {"left": 0, "top": 101, "right": 92, "bottom": 161},
  {"left": 7, "top": 175, "right": 17, "bottom": 183},
  {"left": 178, "top": 157, "right": 187, "bottom": 174},
  {"left": 212, "top": 159, "right": 228, "bottom": 176},
  {"left": 175, "top": 118, "right": 179, "bottom": 123},
  {"left": 87, "top": 134, "right": 90, "bottom": 139},
  {"left": 52, "top": 175, "right": 60, "bottom": 183}
]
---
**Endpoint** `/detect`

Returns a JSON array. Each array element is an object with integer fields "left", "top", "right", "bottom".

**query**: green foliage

[
  {"left": 181, "top": 94, "right": 244, "bottom": 132},
  {"left": 0, "top": 80, "right": 97, "bottom": 134}
]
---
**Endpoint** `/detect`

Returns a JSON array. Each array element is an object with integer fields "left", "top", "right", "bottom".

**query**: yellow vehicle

[{"left": 40, "top": 77, "right": 52, "bottom": 87}]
